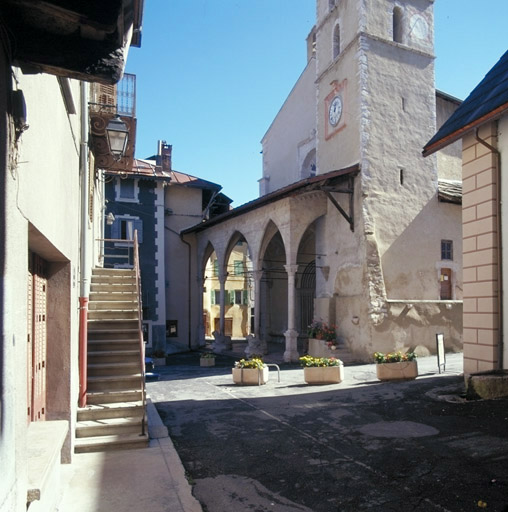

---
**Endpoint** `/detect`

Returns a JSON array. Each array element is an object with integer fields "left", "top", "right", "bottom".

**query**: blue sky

[{"left": 126, "top": 1, "right": 508, "bottom": 207}]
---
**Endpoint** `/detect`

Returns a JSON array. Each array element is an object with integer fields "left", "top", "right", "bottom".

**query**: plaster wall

[
  {"left": 436, "top": 95, "right": 462, "bottom": 180},
  {"left": 260, "top": 59, "right": 316, "bottom": 195},
  {"left": 164, "top": 184, "right": 203, "bottom": 350},
  {"left": 316, "top": 43, "right": 361, "bottom": 174},
  {"left": 1, "top": 70, "right": 82, "bottom": 512}
]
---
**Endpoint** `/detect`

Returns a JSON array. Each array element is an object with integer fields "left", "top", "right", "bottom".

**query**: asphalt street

[{"left": 147, "top": 352, "right": 508, "bottom": 512}]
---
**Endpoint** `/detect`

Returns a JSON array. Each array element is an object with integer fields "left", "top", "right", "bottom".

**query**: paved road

[{"left": 147, "top": 353, "right": 508, "bottom": 512}]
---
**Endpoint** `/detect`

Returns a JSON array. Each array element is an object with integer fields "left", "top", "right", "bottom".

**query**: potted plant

[
  {"left": 374, "top": 351, "right": 418, "bottom": 381},
  {"left": 299, "top": 355, "right": 344, "bottom": 384},
  {"left": 232, "top": 357, "right": 269, "bottom": 385},
  {"left": 151, "top": 350, "right": 167, "bottom": 367},
  {"left": 200, "top": 352, "right": 216, "bottom": 367},
  {"left": 307, "top": 320, "right": 338, "bottom": 357}
]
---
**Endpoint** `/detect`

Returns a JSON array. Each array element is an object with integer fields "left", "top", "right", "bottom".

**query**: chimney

[{"left": 156, "top": 140, "right": 172, "bottom": 173}]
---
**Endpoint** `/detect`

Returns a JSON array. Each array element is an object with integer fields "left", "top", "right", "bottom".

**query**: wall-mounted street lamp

[{"left": 106, "top": 115, "right": 129, "bottom": 160}]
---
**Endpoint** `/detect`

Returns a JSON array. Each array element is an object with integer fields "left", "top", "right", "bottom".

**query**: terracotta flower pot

[{"left": 376, "top": 360, "right": 418, "bottom": 381}]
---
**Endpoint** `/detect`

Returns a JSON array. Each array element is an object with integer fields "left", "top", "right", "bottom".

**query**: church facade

[{"left": 183, "top": 0, "right": 463, "bottom": 362}]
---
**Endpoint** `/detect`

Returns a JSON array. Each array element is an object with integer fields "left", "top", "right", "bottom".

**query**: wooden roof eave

[{"left": 423, "top": 102, "right": 508, "bottom": 157}]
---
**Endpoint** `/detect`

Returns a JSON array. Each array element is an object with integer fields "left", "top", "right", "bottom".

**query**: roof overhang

[
  {"left": 182, "top": 164, "right": 360, "bottom": 235},
  {"left": 0, "top": 0, "right": 144, "bottom": 84},
  {"left": 423, "top": 102, "right": 508, "bottom": 157}
]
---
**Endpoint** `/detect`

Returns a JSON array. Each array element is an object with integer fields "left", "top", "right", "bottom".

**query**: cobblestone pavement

[{"left": 147, "top": 352, "right": 508, "bottom": 512}]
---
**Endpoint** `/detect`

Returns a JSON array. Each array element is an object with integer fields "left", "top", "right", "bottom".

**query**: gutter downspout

[
  {"left": 475, "top": 127, "right": 504, "bottom": 369},
  {"left": 78, "top": 81, "right": 90, "bottom": 407}
]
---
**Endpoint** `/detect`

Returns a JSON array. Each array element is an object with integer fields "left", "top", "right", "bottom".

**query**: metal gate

[
  {"left": 298, "top": 261, "right": 316, "bottom": 333},
  {"left": 27, "top": 252, "right": 47, "bottom": 422}
]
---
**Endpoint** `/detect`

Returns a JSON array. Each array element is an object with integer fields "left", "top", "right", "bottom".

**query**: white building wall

[
  {"left": 260, "top": 59, "right": 317, "bottom": 195},
  {"left": 2, "top": 70, "right": 83, "bottom": 512}
]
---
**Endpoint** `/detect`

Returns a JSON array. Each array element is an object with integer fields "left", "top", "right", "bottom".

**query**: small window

[
  {"left": 211, "top": 290, "right": 220, "bottom": 305},
  {"left": 393, "top": 7, "right": 403, "bottom": 43},
  {"left": 329, "top": 0, "right": 336, "bottom": 11},
  {"left": 234, "top": 260, "right": 243, "bottom": 276},
  {"left": 441, "top": 240, "right": 453, "bottom": 260},
  {"left": 213, "top": 259, "right": 219, "bottom": 277},
  {"left": 333, "top": 24, "right": 341, "bottom": 59},
  {"left": 235, "top": 290, "right": 243, "bottom": 305},
  {"left": 111, "top": 216, "right": 143, "bottom": 243},
  {"left": 119, "top": 178, "right": 135, "bottom": 199}
]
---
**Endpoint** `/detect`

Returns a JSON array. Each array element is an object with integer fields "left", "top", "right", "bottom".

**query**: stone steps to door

[
  {"left": 77, "top": 400, "right": 144, "bottom": 421},
  {"left": 76, "top": 416, "right": 144, "bottom": 438},
  {"left": 87, "top": 374, "right": 143, "bottom": 392},
  {"left": 74, "top": 432, "right": 148, "bottom": 453},
  {"left": 86, "top": 389, "right": 143, "bottom": 405},
  {"left": 88, "top": 361, "right": 141, "bottom": 377}
]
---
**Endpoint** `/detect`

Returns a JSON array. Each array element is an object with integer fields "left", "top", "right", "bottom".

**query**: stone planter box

[
  {"left": 308, "top": 338, "right": 338, "bottom": 358},
  {"left": 303, "top": 364, "right": 344, "bottom": 385},
  {"left": 200, "top": 358, "right": 215, "bottom": 367},
  {"left": 232, "top": 367, "right": 269, "bottom": 385},
  {"left": 376, "top": 360, "right": 418, "bottom": 381}
]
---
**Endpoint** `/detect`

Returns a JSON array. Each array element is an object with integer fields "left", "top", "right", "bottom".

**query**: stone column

[
  {"left": 284, "top": 264, "right": 299, "bottom": 363},
  {"left": 252, "top": 269, "right": 263, "bottom": 336},
  {"left": 218, "top": 272, "right": 226, "bottom": 335}
]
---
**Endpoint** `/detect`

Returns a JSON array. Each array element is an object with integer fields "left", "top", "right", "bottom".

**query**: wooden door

[
  {"left": 28, "top": 252, "right": 47, "bottom": 422},
  {"left": 440, "top": 268, "right": 452, "bottom": 300}
]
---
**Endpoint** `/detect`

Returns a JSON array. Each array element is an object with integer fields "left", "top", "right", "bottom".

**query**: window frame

[{"left": 441, "top": 240, "right": 453, "bottom": 261}]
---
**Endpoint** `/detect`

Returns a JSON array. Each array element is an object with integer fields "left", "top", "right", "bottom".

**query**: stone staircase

[{"left": 75, "top": 268, "right": 148, "bottom": 453}]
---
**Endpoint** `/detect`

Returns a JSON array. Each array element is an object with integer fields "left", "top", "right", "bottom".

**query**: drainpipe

[
  {"left": 78, "top": 81, "right": 90, "bottom": 407},
  {"left": 475, "top": 127, "right": 504, "bottom": 370}
]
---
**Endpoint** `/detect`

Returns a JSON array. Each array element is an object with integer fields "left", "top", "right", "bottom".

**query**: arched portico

[{"left": 185, "top": 185, "right": 330, "bottom": 361}]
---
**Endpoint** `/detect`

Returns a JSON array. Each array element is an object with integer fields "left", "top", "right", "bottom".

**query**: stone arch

[
  {"left": 258, "top": 220, "right": 288, "bottom": 344},
  {"left": 223, "top": 231, "right": 254, "bottom": 338},
  {"left": 296, "top": 220, "right": 321, "bottom": 335},
  {"left": 301, "top": 148, "right": 316, "bottom": 179},
  {"left": 202, "top": 241, "right": 220, "bottom": 337}
]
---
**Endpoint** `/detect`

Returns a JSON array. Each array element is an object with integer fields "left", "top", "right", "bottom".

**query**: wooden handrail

[{"left": 133, "top": 230, "right": 146, "bottom": 437}]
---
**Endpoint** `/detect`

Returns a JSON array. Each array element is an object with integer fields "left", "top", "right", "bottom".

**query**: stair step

[
  {"left": 88, "top": 350, "right": 140, "bottom": 364},
  {"left": 88, "top": 362, "right": 141, "bottom": 376},
  {"left": 87, "top": 390, "right": 143, "bottom": 405},
  {"left": 87, "top": 374, "right": 143, "bottom": 392},
  {"left": 88, "top": 340, "right": 139, "bottom": 352},
  {"left": 92, "top": 268, "right": 135, "bottom": 276},
  {"left": 75, "top": 433, "right": 149, "bottom": 453},
  {"left": 88, "top": 311, "right": 138, "bottom": 321},
  {"left": 89, "top": 292, "right": 138, "bottom": 302},
  {"left": 78, "top": 401, "right": 144, "bottom": 421},
  {"left": 76, "top": 416, "right": 144, "bottom": 438},
  {"left": 89, "top": 301, "right": 138, "bottom": 310}
]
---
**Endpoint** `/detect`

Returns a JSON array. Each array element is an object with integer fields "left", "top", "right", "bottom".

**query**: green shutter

[
  {"left": 243, "top": 290, "right": 248, "bottom": 305},
  {"left": 211, "top": 290, "right": 215, "bottom": 305}
]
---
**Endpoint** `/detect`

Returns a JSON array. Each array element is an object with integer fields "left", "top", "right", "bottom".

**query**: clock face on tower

[{"left": 328, "top": 95, "right": 343, "bottom": 126}]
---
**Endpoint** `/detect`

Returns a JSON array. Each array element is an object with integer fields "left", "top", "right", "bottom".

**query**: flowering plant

[
  {"left": 299, "top": 355, "right": 342, "bottom": 367},
  {"left": 373, "top": 351, "right": 417, "bottom": 364},
  {"left": 234, "top": 357, "right": 265, "bottom": 369},
  {"left": 200, "top": 352, "right": 216, "bottom": 359},
  {"left": 307, "top": 320, "right": 337, "bottom": 341}
]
